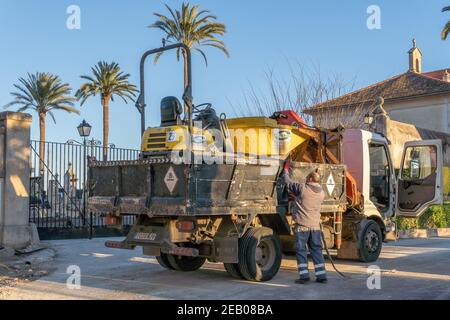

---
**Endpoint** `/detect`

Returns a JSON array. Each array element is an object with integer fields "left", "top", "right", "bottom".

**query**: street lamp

[
  {"left": 77, "top": 119, "right": 92, "bottom": 138},
  {"left": 364, "top": 113, "right": 374, "bottom": 125},
  {"left": 77, "top": 120, "right": 91, "bottom": 235}
]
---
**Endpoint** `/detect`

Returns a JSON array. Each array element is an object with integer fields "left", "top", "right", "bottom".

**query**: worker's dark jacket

[{"left": 283, "top": 171, "right": 325, "bottom": 229}]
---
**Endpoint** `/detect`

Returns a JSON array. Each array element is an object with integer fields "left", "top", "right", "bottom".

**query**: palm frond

[
  {"left": 77, "top": 61, "right": 138, "bottom": 105},
  {"left": 443, "top": 6, "right": 450, "bottom": 40},
  {"left": 47, "top": 110, "right": 57, "bottom": 124},
  {"left": 148, "top": 1, "right": 229, "bottom": 66},
  {"left": 5, "top": 72, "right": 78, "bottom": 121},
  {"left": 194, "top": 48, "right": 208, "bottom": 66},
  {"left": 442, "top": 21, "right": 450, "bottom": 40},
  {"left": 203, "top": 42, "right": 230, "bottom": 57},
  {"left": 16, "top": 104, "right": 33, "bottom": 113}
]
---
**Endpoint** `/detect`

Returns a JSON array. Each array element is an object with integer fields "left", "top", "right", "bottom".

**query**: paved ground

[
  {"left": 1, "top": 237, "right": 449, "bottom": 300},
  {"left": 0, "top": 247, "right": 56, "bottom": 299}
]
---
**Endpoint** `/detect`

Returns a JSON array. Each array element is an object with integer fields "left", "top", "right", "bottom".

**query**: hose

[{"left": 320, "top": 224, "right": 351, "bottom": 279}]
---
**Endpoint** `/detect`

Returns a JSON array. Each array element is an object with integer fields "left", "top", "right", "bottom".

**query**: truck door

[{"left": 396, "top": 140, "right": 443, "bottom": 217}]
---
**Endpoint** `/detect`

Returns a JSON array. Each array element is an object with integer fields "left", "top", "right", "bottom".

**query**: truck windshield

[{"left": 369, "top": 143, "right": 390, "bottom": 212}]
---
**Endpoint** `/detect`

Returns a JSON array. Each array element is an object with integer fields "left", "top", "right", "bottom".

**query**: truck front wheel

[
  {"left": 358, "top": 220, "right": 382, "bottom": 262},
  {"left": 238, "top": 227, "right": 282, "bottom": 282}
]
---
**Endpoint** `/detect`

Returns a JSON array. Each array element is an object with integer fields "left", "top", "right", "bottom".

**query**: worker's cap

[{"left": 307, "top": 170, "right": 321, "bottom": 183}]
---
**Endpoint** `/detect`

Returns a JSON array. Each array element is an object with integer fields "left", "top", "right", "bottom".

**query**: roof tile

[{"left": 308, "top": 71, "right": 450, "bottom": 111}]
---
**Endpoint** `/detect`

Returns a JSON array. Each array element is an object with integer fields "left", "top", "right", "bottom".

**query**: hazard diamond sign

[
  {"left": 164, "top": 166, "right": 178, "bottom": 194},
  {"left": 326, "top": 173, "right": 335, "bottom": 196}
]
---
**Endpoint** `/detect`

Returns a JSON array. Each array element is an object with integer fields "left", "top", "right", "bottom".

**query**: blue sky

[{"left": 0, "top": 0, "right": 449, "bottom": 149}]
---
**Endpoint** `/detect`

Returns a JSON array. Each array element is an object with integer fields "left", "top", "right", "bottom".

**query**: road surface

[{"left": 1, "top": 237, "right": 449, "bottom": 300}]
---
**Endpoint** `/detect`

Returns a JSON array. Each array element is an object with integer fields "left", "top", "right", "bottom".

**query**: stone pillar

[{"left": 0, "top": 112, "right": 37, "bottom": 250}]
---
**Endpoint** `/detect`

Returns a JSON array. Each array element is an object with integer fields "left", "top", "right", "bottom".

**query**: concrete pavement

[{"left": 1, "top": 237, "right": 449, "bottom": 300}]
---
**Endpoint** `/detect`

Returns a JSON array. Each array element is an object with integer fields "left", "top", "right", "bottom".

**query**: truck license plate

[{"left": 134, "top": 232, "right": 157, "bottom": 241}]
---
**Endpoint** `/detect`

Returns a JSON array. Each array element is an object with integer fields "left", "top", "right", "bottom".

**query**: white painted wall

[
  {"left": 311, "top": 93, "right": 450, "bottom": 133},
  {"left": 386, "top": 95, "right": 450, "bottom": 133}
]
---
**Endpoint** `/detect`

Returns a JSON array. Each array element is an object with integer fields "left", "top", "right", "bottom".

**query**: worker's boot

[
  {"left": 295, "top": 278, "right": 310, "bottom": 285},
  {"left": 316, "top": 278, "right": 328, "bottom": 284}
]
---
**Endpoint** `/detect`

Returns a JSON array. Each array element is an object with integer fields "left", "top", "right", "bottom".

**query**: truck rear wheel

[
  {"left": 156, "top": 253, "right": 175, "bottom": 270},
  {"left": 224, "top": 263, "right": 244, "bottom": 279},
  {"left": 167, "top": 254, "right": 206, "bottom": 272},
  {"left": 238, "top": 227, "right": 282, "bottom": 282},
  {"left": 358, "top": 220, "right": 382, "bottom": 262}
]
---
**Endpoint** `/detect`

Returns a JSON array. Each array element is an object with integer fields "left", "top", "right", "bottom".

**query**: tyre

[
  {"left": 167, "top": 254, "right": 206, "bottom": 272},
  {"left": 156, "top": 253, "right": 175, "bottom": 270},
  {"left": 237, "top": 227, "right": 282, "bottom": 282},
  {"left": 224, "top": 263, "right": 244, "bottom": 279},
  {"left": 358, "top": 220, "right": 382, "bottom": 262}
]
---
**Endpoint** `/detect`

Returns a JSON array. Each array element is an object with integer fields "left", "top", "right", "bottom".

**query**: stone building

[{"left": 305, "top": 40, "right": 450, "bottom": 133}]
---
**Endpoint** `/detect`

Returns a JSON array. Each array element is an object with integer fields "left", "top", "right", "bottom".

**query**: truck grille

[
  {"left": 147, "top": 143, "right": 166, "bottom": 149},
  {"left": 147, "top": 132, "right": 167, "bottom": 149}
]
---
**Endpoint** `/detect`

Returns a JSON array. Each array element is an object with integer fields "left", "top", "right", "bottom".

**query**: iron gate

[{"left": 29, "top": 140, "right": 140, "bottom": 239}]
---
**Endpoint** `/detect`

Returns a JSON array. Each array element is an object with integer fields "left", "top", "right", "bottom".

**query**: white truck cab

[{"left": 342, "top": 129, "right": 443, "bottom": 228}]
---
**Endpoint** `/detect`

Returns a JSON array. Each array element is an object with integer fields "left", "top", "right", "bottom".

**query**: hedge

[{"left": 394, "top": 204, "right": 450, "bottom": 230}]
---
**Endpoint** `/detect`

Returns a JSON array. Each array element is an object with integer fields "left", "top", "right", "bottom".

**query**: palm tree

[
  {"left": 149, "top": 2, "right": 229, "bottom": 102},
  {"left": 442, "top": 6, "right": 450, "bottom": 40},
  {"left": 4, "top": 72, "right": 78, "bottom": 175},
  {"left": 76, "top": 61, "right": 138, "bottom": 161}
]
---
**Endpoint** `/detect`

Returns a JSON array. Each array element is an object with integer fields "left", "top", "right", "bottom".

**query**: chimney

[{"left": 408, "top": 38, "right": 422, "bottom": 73}]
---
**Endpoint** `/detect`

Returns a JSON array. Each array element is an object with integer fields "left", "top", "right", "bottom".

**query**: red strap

[{"left": 283, "top": 158, "right": 291, "bottom": 171}]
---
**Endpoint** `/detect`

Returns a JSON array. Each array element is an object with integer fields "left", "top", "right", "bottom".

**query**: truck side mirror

[{"left": 410, "top": 159, "right": 421, "bottom": 180}]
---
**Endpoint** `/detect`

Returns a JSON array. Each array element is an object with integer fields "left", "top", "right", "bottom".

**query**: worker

[{"left": 283, "top": 159, "right": 327, "bottom": 284}]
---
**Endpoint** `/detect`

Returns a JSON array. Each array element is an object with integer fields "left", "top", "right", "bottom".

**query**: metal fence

[{"left": 29, "top": 139, "right": 140, "bottom": 239}]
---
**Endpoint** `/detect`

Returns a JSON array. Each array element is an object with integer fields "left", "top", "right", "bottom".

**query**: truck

[{"left": 87, "top": 44, "right": 448, "bottom": 282}]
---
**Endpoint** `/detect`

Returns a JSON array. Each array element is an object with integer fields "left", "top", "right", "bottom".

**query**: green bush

[
  {"left": 394, "top": 216, "right": 419, "bottom": 230},
  {"left": 418, "top": 205, "right": 448, "bottom": 229},
  {"left": 443, "top": 203, "right": 450, "bottom": 226},
  {"left": 418, "top": 206, "right": 447, "bottom": 228},
  {"left": 394, "top": 204, "right": 450, "bottom": 230}
]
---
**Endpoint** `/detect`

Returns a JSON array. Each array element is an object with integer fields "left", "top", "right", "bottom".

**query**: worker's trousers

[{"left": 294, "top": 226, "right": 327, "bottom": 281}]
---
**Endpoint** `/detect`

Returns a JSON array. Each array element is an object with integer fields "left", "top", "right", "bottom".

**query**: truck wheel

[
  {"left": 224, "top": 263, "right": 244, "bottom": 279},
  {"left": 358, "top": 220, "right": 382, "bottom": 262},
  {"left": 238, "top": 227, "right": 282, "bottom": 282},
  {"left": 167, "top": 254, "right": 206, "bottom": 272},
  {"left": 156, "top": 253, "right": 175, "bottom": 270}
]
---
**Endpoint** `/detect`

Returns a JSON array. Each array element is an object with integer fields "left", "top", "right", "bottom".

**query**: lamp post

[
  {"left": 77, "top": 120, "right": 92, "bottom": 233},
  {"left": 364, "top": 113, "right": 374, "bottom": 126}
]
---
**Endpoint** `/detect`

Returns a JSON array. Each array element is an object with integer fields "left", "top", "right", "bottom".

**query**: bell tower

[{"left": 408, "top": 38, "right": 422, "bottom": 73}]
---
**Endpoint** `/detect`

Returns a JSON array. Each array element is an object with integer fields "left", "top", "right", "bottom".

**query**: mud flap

[
  {"left": 213, "top": 236, "right": 239, "bottom": 263},
  {"left": 143, "top": 246, "right": 160, "bottom": 256},
  {"left": 337, "top": 219, "right": 369, "bottom": 260},
  {"left": 336, "top": 241, "right": 360, "bottom": 260}
]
